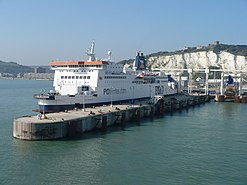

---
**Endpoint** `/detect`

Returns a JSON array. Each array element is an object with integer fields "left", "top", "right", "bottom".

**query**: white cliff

[{"left": 148, "top": 51, "right": 247, "bottom": 72}]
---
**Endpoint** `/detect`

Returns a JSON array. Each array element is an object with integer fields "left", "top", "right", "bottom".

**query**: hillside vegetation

[
  {"left": 0, "top": 61, "right": 33, "bottom": 75},
  {"left": 147, "top": 43, "right": 247, "bottom": 58}
]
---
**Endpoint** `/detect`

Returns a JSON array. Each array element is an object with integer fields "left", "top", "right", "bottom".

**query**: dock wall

[{"left": 13, "top": 95, "right": 210, "bottom": 140}]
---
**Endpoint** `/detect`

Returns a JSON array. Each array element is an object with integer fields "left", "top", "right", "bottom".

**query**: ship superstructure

[{"left": 35, "top": 41, "right": 177, "bottom": 112}]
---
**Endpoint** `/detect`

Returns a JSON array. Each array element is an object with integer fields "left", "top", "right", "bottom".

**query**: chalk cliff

[
  {"left": 148, "top": 50, "right": 247, "bottom": 71},
  {"left": 120, "top": 42, "right": 247, "bottom": 72}
]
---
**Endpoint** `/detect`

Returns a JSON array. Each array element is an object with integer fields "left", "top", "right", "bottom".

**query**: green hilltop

[
  {"left": 0, "top": 60, "right": 33, "bottom": 76},
  {"left": 150, "top": 43, "right": 247, "bottom": 57}
]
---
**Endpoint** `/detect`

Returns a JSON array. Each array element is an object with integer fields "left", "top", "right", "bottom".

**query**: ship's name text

[{"left": 103, "top": 88, "right": 127, "bottom": 95}]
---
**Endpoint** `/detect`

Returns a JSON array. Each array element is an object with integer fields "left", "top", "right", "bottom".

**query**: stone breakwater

[{"left": 13, "top": 95, "right": 210, "bottom": 140}]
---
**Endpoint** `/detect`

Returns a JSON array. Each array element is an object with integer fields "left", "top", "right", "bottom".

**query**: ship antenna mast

[{"left": 87, "top": 40, "right": 96, "bottom": 61}]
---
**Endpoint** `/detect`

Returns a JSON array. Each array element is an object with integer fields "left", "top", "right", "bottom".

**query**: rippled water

[{"left": 0, "top": 79, "right": 247, "bottom": 185}]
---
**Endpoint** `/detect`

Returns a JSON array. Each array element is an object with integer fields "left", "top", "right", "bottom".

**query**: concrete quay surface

[{"left": 13, "top": 95, "right": 210, "bottom": 140}]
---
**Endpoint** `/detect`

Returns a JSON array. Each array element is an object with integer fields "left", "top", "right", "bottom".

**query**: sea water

[{"left": 0, "top": 79, "right": 247, "bottom": 185}]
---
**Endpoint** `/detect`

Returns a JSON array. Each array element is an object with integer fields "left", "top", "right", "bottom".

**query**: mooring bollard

[
  {"left": 101, "top": 116, "right": 107, "bottom": 132},
  {"left": 121, "top": 112, "right": 126, "bottom": 129}
]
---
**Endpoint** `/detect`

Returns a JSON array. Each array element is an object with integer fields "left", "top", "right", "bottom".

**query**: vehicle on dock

[{"left": 34, "top": 41, "right": 178, "bottom": 113}]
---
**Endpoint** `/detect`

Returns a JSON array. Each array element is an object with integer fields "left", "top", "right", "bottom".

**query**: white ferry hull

[{"left": 38, "top": 83, "right": 177, "bottom": 112}]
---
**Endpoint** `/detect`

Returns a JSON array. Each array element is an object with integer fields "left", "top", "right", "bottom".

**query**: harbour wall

[{"left": 13, "top": 95, "right": 210, "bottom": 140}]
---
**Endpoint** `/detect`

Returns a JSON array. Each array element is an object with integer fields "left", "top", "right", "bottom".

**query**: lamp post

[
  {"left": 205, "top": 68, "right": 209, "bottom": 95},
  {"left": 110, "top": 87, "right": 113, "bottom": 107},
  {"left": 83, "top": 80, "right": 85, "bottom": 112},
  {"left": 41, "top": 89, "right": 46, "bottom": 118},
  {"left": 83, "top": 90, "right": 85, "bottom": 111},
  {"left": 239, "top": 73, "right": 242, "bottom": 96},
  {"left": 220, "top": 72, "right": 224, "bottom": 95},
  {"left": 188, "top": 69, "right": 193, "bottom": 94},
  {"left": 132, "top": 86, "right": 134, "bottom": 104}
]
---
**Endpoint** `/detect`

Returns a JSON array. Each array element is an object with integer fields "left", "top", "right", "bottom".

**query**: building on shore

[{"left": 23, "top": 73, "right": 54, "bottom": 80}]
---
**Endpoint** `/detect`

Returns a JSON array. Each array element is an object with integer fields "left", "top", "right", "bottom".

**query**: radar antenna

[
  {"left": 107, "top": 51, "right": 112, "bottom": 61},
  {"left": 86, "top": 40, "right": 96, "bottom": 61}
]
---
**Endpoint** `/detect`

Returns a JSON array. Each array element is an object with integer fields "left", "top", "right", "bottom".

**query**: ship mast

[{"left": 86, "top": 40, "right": 96, "bottom": 61}]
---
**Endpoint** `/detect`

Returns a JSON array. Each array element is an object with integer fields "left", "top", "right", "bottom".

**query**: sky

[{"left": 0, "top": 0, "right": 247, "bottom": 65}]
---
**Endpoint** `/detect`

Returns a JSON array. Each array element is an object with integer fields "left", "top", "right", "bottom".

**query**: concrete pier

[{"left": 13, "top": 95, "right": 210, "bottom": 140}]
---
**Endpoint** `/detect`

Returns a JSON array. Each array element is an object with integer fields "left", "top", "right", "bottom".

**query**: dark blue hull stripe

[{"left": 39, "top": 97, "right": 150, "bottom": 112}]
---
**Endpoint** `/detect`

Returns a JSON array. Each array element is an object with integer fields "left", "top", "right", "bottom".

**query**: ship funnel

[{"left": 133, "top": 51, "right": 147, "bottom": 71}]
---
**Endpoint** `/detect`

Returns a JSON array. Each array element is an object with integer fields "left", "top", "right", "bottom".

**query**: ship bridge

[{"left": 49, "top": 61, "right": 110, "bottom": 96}]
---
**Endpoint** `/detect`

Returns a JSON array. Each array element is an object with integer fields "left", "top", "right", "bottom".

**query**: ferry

[{"left": 34, "top": 41, "right": 177, "bottom": 113}]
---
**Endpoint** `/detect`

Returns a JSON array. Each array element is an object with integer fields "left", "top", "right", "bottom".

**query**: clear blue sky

[{"left": 0, "top": 0, "right": 247, "bottom": 65}]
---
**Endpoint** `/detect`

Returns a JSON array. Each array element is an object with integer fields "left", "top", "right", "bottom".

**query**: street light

[
  {"left": 110, "top": 87, "right": 113, "bottom": 107},
  {"left": 41, "top": 89, "right": 46, "bottom": 119},
  {"left": 83, "top": 90, "right": 85, "bottom": 111},
  {"left": 132, "top": 86, "right": 134, "bottom": 104},
  {"left": 83, "top": 80, "right": 85, "bottom": 112}
]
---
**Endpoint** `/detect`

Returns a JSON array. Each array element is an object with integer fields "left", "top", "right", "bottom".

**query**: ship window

[
  {"left": 87, "top": 76, "right": 90, "bottom": 79},
  {"left": 65, "top": 76, "right": 68, "bottom": 79},
  {"left": 80, "top": 76, "right": 83, "bottom": 79},
  {"left": 72, "top": 76, "right": 75, "bottom": 79},
  {"left": 82, "top": 86, "right": 89, "bottom": 91},
  {"left": 76, "top": 76, "right": 79, "bottom": 79},
  {"left": 83, "top": 76, "right": 86, "bottom": 79},
  {"left": 61, "top": 76, "right": 64, "bottom": 79},
  {"left": 68, "top": 76, "right": 71, "bottom": 79}
]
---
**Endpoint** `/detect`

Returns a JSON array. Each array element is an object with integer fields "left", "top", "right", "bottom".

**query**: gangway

[{"left": 152, "top": 67, "right": 247, "bottom": 96}]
